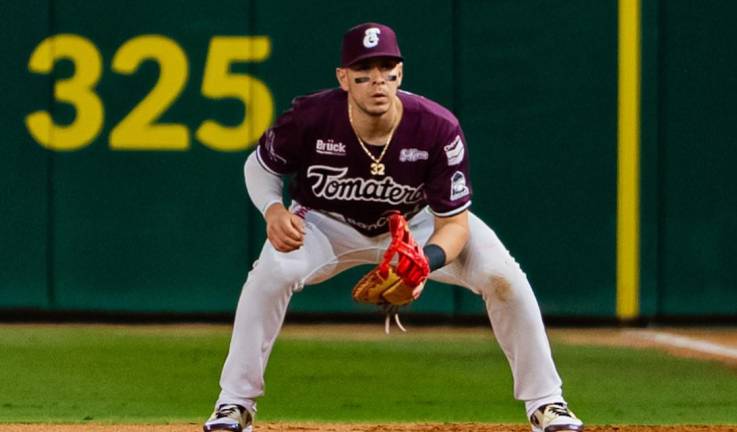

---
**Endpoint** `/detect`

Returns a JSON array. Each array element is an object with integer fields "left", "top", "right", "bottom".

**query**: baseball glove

[{"left": 352, "top": 212, "right": 430, "bottom": 332}]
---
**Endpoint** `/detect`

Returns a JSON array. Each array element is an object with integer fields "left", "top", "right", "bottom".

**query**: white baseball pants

[{"left": 215, "top": 206, "right": 566, "bottom": 417}]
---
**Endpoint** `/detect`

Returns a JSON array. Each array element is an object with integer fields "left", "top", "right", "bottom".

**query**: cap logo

[{"left": 363, "top": 28, "right": 381, "bottom": 48}]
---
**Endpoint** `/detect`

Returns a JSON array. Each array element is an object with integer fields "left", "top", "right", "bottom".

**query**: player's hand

[{"left": 264, "top": 203, "right": 305, "bottom": 252}]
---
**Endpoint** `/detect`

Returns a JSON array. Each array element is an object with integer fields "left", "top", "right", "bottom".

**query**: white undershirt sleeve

[{"left": 244, "top": 151, "right": 284, "bottom": 217}]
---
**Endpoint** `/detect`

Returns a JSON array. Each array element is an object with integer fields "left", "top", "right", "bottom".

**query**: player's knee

[
  {"left": 250, "top": 254, "right": 311, "bottom": 295},
  {"left": 490, "top": 275, "right": 513, "bottom": 302},
  {"left": 269, "top": 265, "right": 304, "bottom": 287},
  {"left": 481, "top": 272, "right": 531, "bottom": 304},
  {"left": 272, "top": 260, "right": 310, "bottom": 287}
]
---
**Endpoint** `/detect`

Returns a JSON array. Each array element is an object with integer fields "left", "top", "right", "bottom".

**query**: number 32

[{"left": 26, "top": 34, "right": 274, "bottom": 152}]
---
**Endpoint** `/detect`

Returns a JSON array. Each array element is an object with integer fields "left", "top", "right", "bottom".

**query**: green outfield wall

[{"left": 0, "top": 0, "right": 735, "bottom": 320}]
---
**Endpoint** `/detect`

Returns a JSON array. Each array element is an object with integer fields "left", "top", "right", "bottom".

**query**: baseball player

[{"left": 204, "top": 22, "right": 584, "bottom": 432}]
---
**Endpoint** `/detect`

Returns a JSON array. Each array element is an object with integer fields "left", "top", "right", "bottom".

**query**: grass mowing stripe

[
  {"left": 0, "top": 326, "right": 229, "bottom": 423},
  {"left": 0, "top": 326, "right": 735, "bottom": 424},
  {"left": 261, "top": 338, "right": 517, "bottom": 423}
]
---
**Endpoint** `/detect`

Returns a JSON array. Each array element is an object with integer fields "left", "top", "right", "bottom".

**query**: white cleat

[
  {"left": 203, "top": 404, "right": 253, "bottom": 432},
  {"left": 530, "top": 403, "right": 584, "bottom": 432}
]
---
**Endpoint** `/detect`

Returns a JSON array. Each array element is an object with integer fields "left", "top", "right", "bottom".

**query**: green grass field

[{"left": 1, "top": 324, "right": 736, "bottom": 425}]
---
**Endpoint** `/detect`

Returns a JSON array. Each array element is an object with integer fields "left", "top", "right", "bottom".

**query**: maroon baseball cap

[{"left": 341, "top": 22, "right": 403, "bottom": 67}]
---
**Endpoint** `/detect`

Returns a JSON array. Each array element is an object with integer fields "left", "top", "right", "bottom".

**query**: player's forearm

[
  {"left": 426, "top": 210, "right": 470, "bottom": 266},
  {"left": 244, "top": 151, "right": 284, "bottom": 216}
]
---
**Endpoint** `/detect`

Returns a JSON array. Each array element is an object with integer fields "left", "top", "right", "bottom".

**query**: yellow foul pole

[{"left": 617, "top": 0, "right": 641, "bottom": 320}]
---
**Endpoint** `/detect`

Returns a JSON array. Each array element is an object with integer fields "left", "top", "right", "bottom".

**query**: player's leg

[
  {"left": 417, "top": 210, "right": 582, "bottom": 431},
  {"left": 207, "top": 207, "right": 376, "bottom": 432},
  {"left": 215, "top": 211, "right": 341, "bottom": 408}
]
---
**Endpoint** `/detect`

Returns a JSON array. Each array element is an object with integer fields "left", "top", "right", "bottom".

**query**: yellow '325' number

[
  {"left": 110, "top": 35, "right": 189, "bottom": 150},
  {"left": 25, "top": 34, "right": 273, "bottom": 152},
  {"left": 26, "top": 34, "right": 104, "bottom": 151}
]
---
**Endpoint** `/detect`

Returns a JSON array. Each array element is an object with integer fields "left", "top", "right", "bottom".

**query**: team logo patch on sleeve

[
  {"left": 450, "top": 171, "right": 470, "bottom": 201},
  {"left": 444, "top": 135, "right": 465, "bottom": 166}
]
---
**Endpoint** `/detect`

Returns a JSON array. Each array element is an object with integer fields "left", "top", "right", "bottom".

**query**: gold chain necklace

[{"left": 348, "top": 102, "right": 400, "bottom": 176}]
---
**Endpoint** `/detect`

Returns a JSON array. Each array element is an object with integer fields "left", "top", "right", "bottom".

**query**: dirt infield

[{"left": 1, "top": 424, "right": 736, "bottom": 432}]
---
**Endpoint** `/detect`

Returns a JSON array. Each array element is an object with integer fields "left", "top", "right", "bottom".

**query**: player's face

[{"left": 336, "top": 57, "right": 403, "bottom": 116}]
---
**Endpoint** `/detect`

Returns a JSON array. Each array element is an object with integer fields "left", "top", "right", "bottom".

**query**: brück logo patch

[
  {"left": 444, "top": 135, "right": 464, "bottom": 166},
  {"left": 315, "top": 139, "right": 346, "bottom": 156},
  {"left": 450, "top": 171, "right": 470, "bottom": 201}
]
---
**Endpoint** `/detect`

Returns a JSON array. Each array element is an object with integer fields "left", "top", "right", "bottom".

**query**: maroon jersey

[{"left": 256, "top": 88, "right": 472, "bottom": 236}]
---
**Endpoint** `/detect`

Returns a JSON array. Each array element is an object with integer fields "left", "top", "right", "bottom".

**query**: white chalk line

[{"left": 627, "top": 330, "right": 737, "bottom": 359}]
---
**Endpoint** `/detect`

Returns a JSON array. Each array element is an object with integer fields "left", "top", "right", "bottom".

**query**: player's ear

[
  {"left": 395, "top": 62, "right": 404, "bottom": 87},
  {"left": 336, "top": 67, "right": 350, "bottom": 91}
]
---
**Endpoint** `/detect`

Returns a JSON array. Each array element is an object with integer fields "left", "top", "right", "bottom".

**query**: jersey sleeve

[
  {"left": 424, "top": 125, "right": 472, "bottom": 217},
  {"left": 255, "top": 101, "right": 304, "bottom": 175}
]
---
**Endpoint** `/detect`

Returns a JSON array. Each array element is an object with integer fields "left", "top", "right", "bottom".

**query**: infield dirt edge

[{"left": 1, "top": 423, "right": 737, "bottom": 432}]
